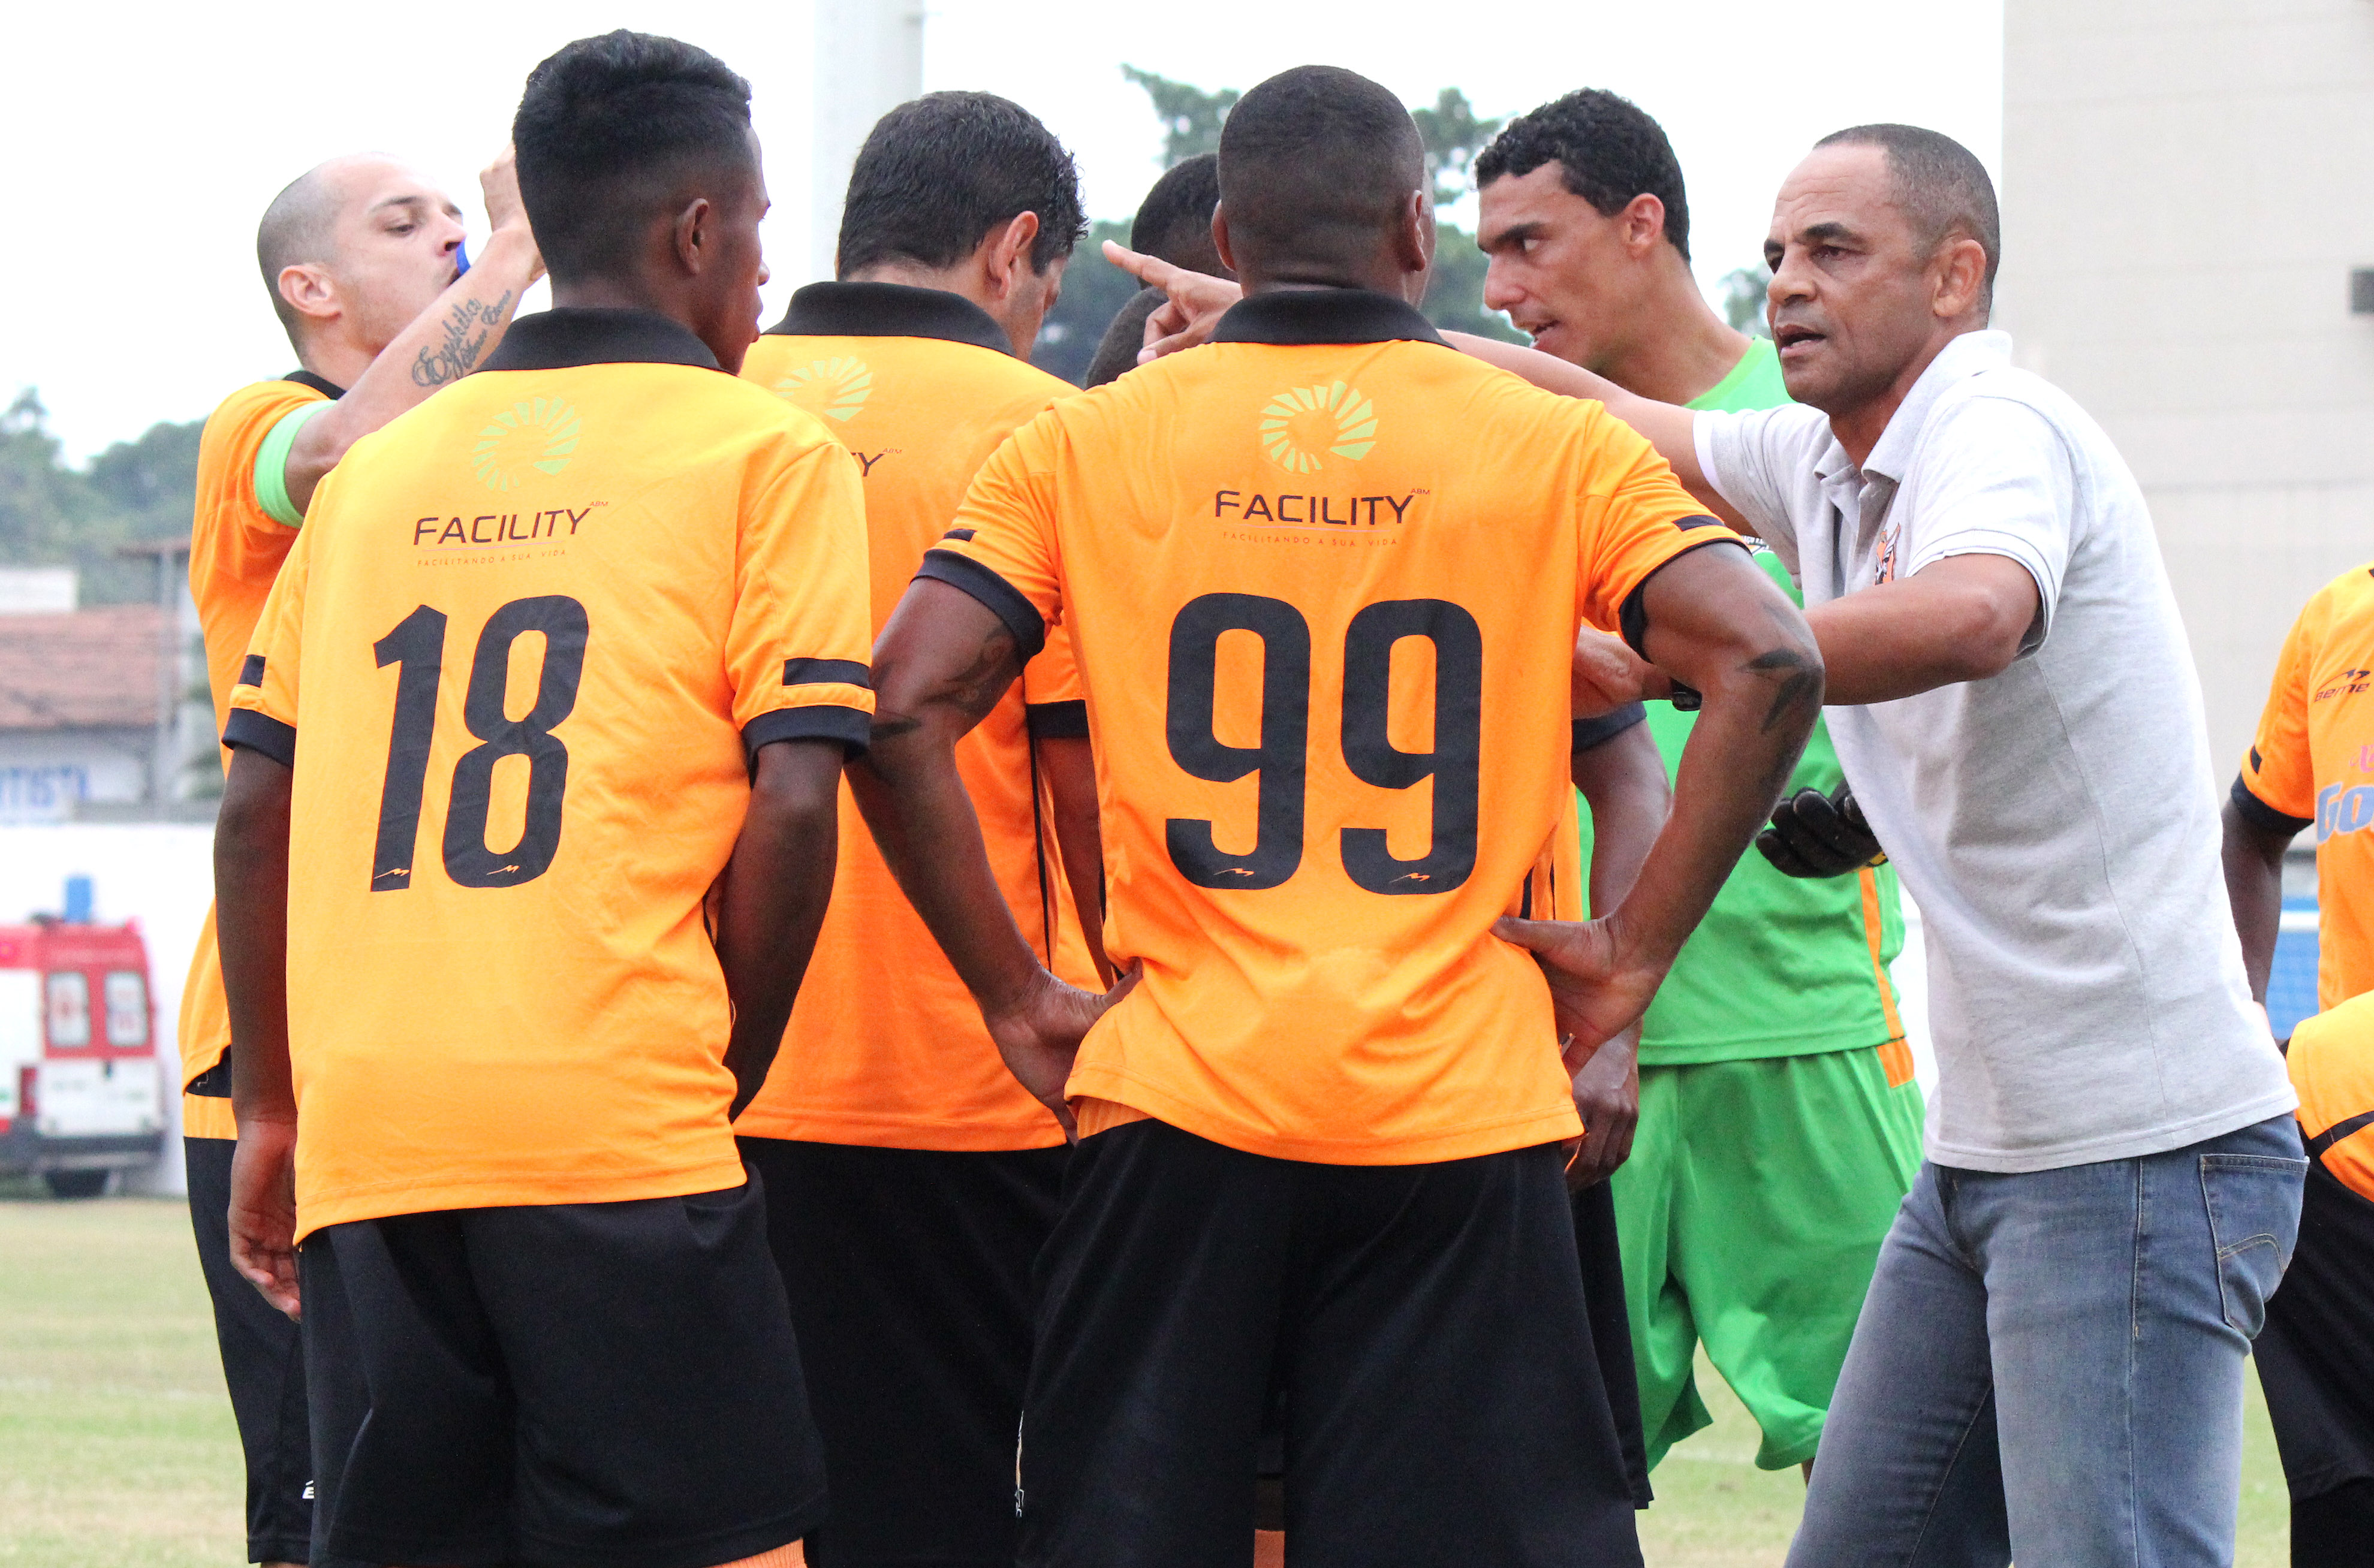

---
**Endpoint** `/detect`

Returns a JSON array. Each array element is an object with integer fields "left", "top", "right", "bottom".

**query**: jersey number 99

[
  {"left": 1165, "top": 593, "right": 1481, "bottom": 894},
  {"left": 369, "top": 596, "right": 589, "bottom": 891}
]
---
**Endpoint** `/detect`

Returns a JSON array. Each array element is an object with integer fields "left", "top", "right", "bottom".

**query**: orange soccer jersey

[
  {"left": 226, "top": 308, "right": 873, "bottom": 1237},
  {"left": 177, "top": 372, "right": 338, "bottom": 1140},
  {"left": 2237, "top": 560, "right": 2374, "bottom": 1009},
  {"left": 2288, "top": 992, "right": 2374, "bottom": 1201},
  {"left": 927, "top": 289, "right": 1729, "bottom": 1165},
  {"left": 736, "top": 282, "right": 1098, "bottom": 1150}
]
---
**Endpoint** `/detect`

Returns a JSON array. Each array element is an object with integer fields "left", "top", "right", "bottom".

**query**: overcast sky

[{"left": 4, "top": 1, "right": 2000, "bottom": 461}]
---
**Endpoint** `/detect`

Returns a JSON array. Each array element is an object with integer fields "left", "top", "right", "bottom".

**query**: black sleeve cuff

[
  {"left": 782, "top": 657, "right": 870, "bottom": 689},
  {"left": 916, "top": 549, "right": 1047, "bottom": 662},
  {"left": 745, "top": 704, "right": 872, "bottom": 761},
  {"left": 222, "top": 708, "right": 295, "bottom": 768},
  {"left": 2230, "top": 774, "right": 2312, "bottom": 837},
  {"left": 1572, "top": 704, "right": 1649, "bottom": 753},
  {"left": 1617, "top": 535, "right": 1750, "bottom": 657},
  {"left": 1027, "top": 699, "right": 1090, "bottom": 740}
]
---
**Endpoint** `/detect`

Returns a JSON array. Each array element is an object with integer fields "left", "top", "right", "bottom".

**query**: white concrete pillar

[{"left": 811, "top": 0, "right": 924, "bottom": 283}]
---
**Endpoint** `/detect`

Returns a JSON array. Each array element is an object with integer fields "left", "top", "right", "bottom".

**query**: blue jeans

[{"left": 1787, "top": 1114, "right": 2305, "bottom": 1568}]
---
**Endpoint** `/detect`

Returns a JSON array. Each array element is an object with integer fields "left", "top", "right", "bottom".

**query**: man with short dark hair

[
  {"left": 733, "top": 89, "right": 1103, "bottom": 1568},
  {"left": 216, "top": 31, "right": 871, "bottom": 1568},
  {"left": 1453, "top": 122, "right": 2300, "bottom": 1566},
  {"left": 1084, "top": 152, "right": 1228, "bottom": 387},
  {"left": 1474, "top": 89, "right": 1922, "bottom": 1484},
  {"left": 181, "top": 146, "right": 541, "bottom": 1568},
  {"left": 856, "top": 63, "right": 1824, "bottom": 1566}
]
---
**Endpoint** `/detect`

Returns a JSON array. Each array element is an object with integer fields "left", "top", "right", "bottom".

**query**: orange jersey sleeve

[
  {"left": 730, "top": 441, "right": 876, "bottom": 750},
  {"left": 2239, "top": 589, "right": 2326, "bottom": 826},
  {"left": 1569, "top": 398, "right": 1742, "bottom": 638}
]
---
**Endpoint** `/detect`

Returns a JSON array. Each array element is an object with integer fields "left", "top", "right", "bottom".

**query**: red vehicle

[{"left": 0, "top": 908, "right": 164, "bottom": 1197}]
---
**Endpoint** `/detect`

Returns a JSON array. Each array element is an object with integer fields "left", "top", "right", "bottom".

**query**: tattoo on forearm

[{"left": 410, "top": 291, "right": 514, "bottom": 387}]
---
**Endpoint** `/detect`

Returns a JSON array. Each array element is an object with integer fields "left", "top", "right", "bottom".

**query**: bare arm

[
  {"left": 1572, "top": 553, "right": 2040, "bottom": 711},
  {"left": 716, "top": 740, "right": 846, "bottom": 1117},
  {"left": 1572, "top": 723, "right": 1668, "bottom": 917},
  {"left": 1499, "top": 546, "right": 1822, "bottom": 1051},
  {"left": 1039, "top": 734, "right": 1114, "bottom": 985},
  {"left": 848, "top": 581, "right": 1129, "bottom": 1135},
  {"left": 284, "top": 150, "right": 543, "bottom": 514},
  {"left": 217, "top": 748, "right": 300, "bottom": 1318},
  {"left": 2221, "top": 796, "right": 2294, "bottom": 1005},
  {"left": 1562, "top": 722, "right": 1667, "bottom": 1187},
  {"left": 1439, "top": 331, "right": 1727, "bottom": 517},
  {"left": 1801, "top": 554, "right": 2039, "bottom": 704}
]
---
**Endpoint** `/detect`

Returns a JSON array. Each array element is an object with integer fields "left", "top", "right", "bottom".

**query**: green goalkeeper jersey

[{"left": 1580, "top": 337, "right": 1908, "bottom": 1065}]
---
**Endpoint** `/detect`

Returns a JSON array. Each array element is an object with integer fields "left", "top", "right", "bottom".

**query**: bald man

[{"left": 180, "top": 148, "right": 537, "bottom": 1568}]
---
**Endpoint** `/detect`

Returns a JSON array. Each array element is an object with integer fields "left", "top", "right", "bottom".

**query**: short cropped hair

[
  {"left": 1131, "top": 153, "right": 1222, "bottom": 272},
  {"left": 1473, "top": 89, "right": 1691, "bottom": 263},
  {"left": 512, "top": 31, "right": 755, "bottom": 284},
  {"left": 836, "top": 92, "right": 1084, "bottom": 278},
  {"left": 1815, "top": 123, "right": 2000, "bottom": 295},
  {"left": 255, "top": 166, "right": 344, "bottom": 342},
  {"left": 1216, "top": 67, "right": 1423, "bottom": 274}
]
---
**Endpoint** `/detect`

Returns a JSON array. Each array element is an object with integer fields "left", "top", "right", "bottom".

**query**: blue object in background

[
  {"left": 2268, "top": 895, "right": 2322, "bottom": 1039},
  {"left": 62, "top": 875, "right": 94, "bottom": 924}
]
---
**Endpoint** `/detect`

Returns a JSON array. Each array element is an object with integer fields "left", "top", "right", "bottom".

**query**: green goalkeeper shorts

[{"left": 1610, "top": 1046, "right": 1924, "bottom": 1471}]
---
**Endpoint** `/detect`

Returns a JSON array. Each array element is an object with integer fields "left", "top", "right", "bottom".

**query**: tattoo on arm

[
  {"left": 867, "top": 626, "right": 1022, "bottom": 749},
  {"left": 410, "top": 291, "right": 514, "bottom": 387},
  {"left": 1748, "top": 646, "right": 1822, "bottom": 735}
]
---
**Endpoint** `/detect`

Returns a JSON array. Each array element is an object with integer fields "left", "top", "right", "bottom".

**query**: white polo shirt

[{"left": 1695, "top": 328, "right": 2293, "bottom": 1173}]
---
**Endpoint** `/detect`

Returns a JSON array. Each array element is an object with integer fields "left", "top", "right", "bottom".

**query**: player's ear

[
  {"left": 981, "top": 211, "right": 1040, "bottom": 300},
  {"left": 1212, "top": 204, "right": 1237, "bottom": 277},
  {"left": 1623, "top": 193, "right": 1666, "bottom": 257},
  {"left": 1393, "top": 189, "right": 1433, "bottom": 276},
  {"left": 672, "top": 197, "right": 713, "bottom": 276},
  {"left": 278, "top": 263, "right": 340, "bottom": 325},
  {"left": 1932, "top": 232, "right": 1987, "bottom": 321}
]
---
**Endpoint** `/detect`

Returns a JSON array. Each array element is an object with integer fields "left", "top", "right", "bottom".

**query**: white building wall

[{"left": 2000, "top": 0, "right": 2374, "bottom": 761}]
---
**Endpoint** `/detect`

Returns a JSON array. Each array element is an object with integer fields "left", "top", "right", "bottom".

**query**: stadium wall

[{"left": 1999, "top": 0, "right": 2374, "bottom": 764}]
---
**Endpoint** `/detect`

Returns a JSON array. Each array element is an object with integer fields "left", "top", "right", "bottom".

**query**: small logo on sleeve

[
  {"left": 471, "top": 397, "right": 582, "bottom": 491},
  {"left": 775, "top": 357, "right": 873, "bottom": 423},
  {"left": 1259, "top": 381, "right": 1376, "bottom": 474}
]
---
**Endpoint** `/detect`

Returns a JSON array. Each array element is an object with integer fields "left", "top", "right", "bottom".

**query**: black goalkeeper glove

[{"left": 1757, "top": 785, "right": 1885, "bottom": 878}]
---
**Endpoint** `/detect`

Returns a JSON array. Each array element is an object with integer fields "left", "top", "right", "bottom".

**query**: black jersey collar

[
  {"left": 1209, "top": 288, "right": 1446, "bottom": 348},
  {"left": 481, "top": 307, "right": 721, "bottom": 373},
  {"left": 766, "top": 281, "right": 1011, "bottom": 355},
  {"left": 284, "top": 369, "right": 345, "bottom": 399}
]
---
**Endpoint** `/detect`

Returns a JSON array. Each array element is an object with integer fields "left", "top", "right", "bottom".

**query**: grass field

[{"left": 0, "top": 1189, "right": 2296, "bottom": 1566}]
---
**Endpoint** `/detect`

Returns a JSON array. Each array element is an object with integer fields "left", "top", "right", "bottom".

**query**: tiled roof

[{"left": 0, "top": 605, "right": 164, "bottom": 731}]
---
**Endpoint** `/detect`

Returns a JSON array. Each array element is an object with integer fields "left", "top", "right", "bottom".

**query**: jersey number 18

[{"left": 369, "top": 596, "right": 588, "bottom": 891}]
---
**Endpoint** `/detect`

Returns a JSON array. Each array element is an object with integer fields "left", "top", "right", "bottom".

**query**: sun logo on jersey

[
  {"left": 471, "top": 397, "right": 582, "bottom": 491},
  {"left": 775, "top": 357, "right": 873, "bottom": 423},
  {"left": 1258, "top": 381, "right": 1377, "bottom": 474}
]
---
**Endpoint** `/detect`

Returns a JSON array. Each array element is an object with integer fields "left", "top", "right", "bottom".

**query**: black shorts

[
  {"left": 299, "top": 1177, "right": 825, "bottom": 1568},
  {"left": 187, "top": 1135, "right": 314, "bottom": 1564},
  {"left": 1571, "top": 1177, "right": 1652, "bottom": 1507},
  {"left": 2259, "top": 1157, "right": 2374, "bottom": 1503},
  {"left": 738, "top": 1136, "right": 1065, "bottom": 1568},
  {"left": 1019, "top": 1118, "right": 1643, "bottom": 1568}
]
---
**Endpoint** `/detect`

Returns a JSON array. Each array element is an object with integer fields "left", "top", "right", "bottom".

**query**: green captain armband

[{"left": 252, "top": 400, "right": 336, "bottom": 528}]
